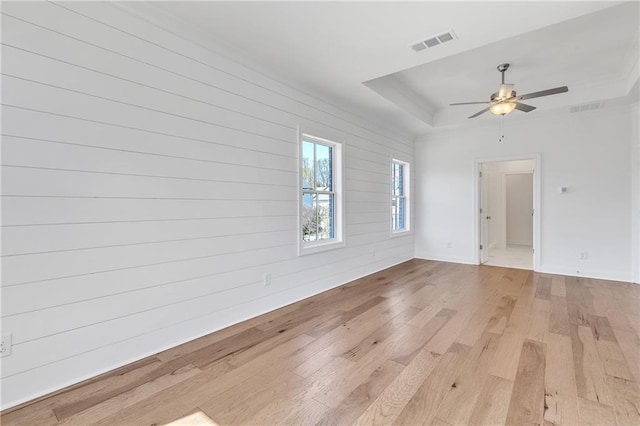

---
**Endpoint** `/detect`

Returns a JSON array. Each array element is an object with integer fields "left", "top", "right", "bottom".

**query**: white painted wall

[
  {"left": 415, "top": 106, "right": 635, "bottom": 282},
  {"left": 506, "top": 173, "right": 534, "bottom": 246},
  {"left": 483, "top": 160, "right": 534, "bottom": 249},
  {"left": 0, "top": 2, "right": 414, "bottom": 409}
]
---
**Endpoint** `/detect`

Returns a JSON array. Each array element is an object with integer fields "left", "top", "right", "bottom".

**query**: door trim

[{"left": 472, "top": 154, "right": 541, "bottom": 271}]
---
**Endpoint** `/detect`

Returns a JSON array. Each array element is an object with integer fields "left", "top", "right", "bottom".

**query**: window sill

[
  {"left": 299, "top": 240, "right": 345, "bottom": 256},
  {"left": 390, "top": 229, "right": 412, "bottom": 238}
]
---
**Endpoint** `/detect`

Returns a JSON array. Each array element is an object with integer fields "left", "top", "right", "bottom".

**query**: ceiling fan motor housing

[{"left": 491, "top": 91, "right": 516, "bottom": 102}]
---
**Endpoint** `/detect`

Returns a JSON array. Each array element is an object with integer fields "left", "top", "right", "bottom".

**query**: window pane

[
  {"left": 391, "top": 163, "right": 396, "bottom": 196},
  {"left": 316, "top": 143, "right": 332, "bottom": 190},
  {"left": 392, "top": 163, "right": 404, "bottom": 196},
  {"left": 302, "top": 141, "right": 314, "bottom": 190},
  {"left": 316, "top": 193, "right": 334, "bottom": 240},
  {"left": 302, "top": 192, "right": 317, "bottom": 241},
  {"left": 392, "top": 197, "right": 398, "bottom": 230},
  {"left": 392, "top": 196, "right": 405, "bottom": 231}
]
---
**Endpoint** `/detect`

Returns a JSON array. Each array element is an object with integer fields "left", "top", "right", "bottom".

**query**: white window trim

[
  {"left": 391, "top": 158, "right": 411, "bottom": 237},
  {"left": 298, "top": 131, "right": 345, "bottom": 256}
]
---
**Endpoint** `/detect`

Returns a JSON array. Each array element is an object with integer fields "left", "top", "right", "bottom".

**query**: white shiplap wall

[{"left": 0, "top": 1, "right": 414, "bottom": 409}]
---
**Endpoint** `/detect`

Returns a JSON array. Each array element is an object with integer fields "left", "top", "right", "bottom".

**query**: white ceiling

[{"left": 147, "top": 1, "right": 639, "bottom": 138}]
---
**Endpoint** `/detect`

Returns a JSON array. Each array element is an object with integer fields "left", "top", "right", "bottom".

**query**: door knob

[{"left": 486, "top": 216, "right": 491, "bottom": 220}]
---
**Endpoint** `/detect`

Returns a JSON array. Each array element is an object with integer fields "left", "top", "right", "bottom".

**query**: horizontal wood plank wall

[{"left": 0, "top": 1, "right": 414, "bottom": 409}]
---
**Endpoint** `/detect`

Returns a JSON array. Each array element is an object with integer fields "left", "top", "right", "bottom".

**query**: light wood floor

[{"left": 2, "top": 260, "right": 640, "bottom": 425}]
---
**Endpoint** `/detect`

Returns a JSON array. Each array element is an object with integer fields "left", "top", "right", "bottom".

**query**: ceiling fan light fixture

[{"left": 490, "top": 101, "right": 516, "bottom": 115}]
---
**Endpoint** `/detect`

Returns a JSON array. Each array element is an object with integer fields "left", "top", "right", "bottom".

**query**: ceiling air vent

[
  {"left": 410, "top": 30, "right": 457, "bottom": 53},
  {"left": 570, "top": 102, "right": 604, "bottom": 113}
]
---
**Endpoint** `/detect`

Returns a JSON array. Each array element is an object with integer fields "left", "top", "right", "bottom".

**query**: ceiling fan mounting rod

[{"left": 497, "top": 63, "right": 509, "bottom": 84}]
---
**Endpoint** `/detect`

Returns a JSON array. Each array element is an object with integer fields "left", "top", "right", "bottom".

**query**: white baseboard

[
  {"left": 414, "top": 252, "right": 478, "bottom": 265},
  {"left": 538, "top": 265, "right": 634, "bottom": 283}
]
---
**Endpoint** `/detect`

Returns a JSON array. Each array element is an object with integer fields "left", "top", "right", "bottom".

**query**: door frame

[{"left": 472, "top": 153, "right": 541, "bottom": 271}]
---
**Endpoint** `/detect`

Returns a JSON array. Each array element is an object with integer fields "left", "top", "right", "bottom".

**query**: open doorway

[{"left": 478, "top": 159, "right": 536, "bottom": 270}]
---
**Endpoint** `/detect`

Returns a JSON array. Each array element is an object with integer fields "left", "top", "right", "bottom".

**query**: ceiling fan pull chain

[{"left": 498, "top": 115, "right": 505, "bottom": 142}]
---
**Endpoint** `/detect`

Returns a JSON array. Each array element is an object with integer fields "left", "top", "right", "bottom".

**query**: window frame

[
  {"left": 391, "top": 158, "right": 411, "bottom": 236},
  {"left": 298, "top": 132, "right": 344, "bottom": 255}
]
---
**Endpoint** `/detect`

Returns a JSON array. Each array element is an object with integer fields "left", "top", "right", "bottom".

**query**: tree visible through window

[
  {"left": 302, "top": 137, "right": 336, "bottom": 243},
  {"left": 392, "top": 160, "right": 409, "bottom": 232}
]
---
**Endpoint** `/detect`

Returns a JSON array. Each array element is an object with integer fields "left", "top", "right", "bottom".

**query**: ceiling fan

[{"left": 450, "top": 63, "right": 568, "bottom": 119}]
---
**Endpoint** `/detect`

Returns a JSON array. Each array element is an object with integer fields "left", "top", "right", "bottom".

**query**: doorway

[{"left": 476, "top": 158, "right": 538, "bottom": 270}]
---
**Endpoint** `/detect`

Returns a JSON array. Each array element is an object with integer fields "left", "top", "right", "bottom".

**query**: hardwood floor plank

[
  {"left": 468, "top": 375, "right": 514, "bottom": 426},
  {"left": 407, "top": 290, "right": 459, "bottom": 328},
  {"left": 590, "top": 292, "right": 636, "bottom": 333},
  {"left": 94, "top": 334, "right": 311, "bottom": 425},
  {"left": 487, "top": 274, "right": 536, "bottom": 381},
  {"left": 571, "top": 325, "right": 613, "bottom": 406},
  {"left": 505, "top": 339, "right": 546, "bottom": 425},
  {"left": 549, "top": 295, "right": 571, "bottom": 336},
  {"left": 0, "top": 406, "right": 58, "bottom": 426},
  {"left": 293, "top": 298, "right": 413, "bottom": 378},
  {"left": 435, "top": 332, "right": 502, "bottom": 425},
  {"left": 394, "top": 342, "right": 471, "bottom": 426},
  {"left": 391, "top": 309, "right": 456, "bottom": 364},
  {"left": 527, "top": 298, "right": 551, "bottom": 343},
  {"left": 550, "top": 275, "right": 567, "bottom": 297},
  {"left": 60, "top": 364, "right": 201, "bottom": 425},
  {"left": 485, "top": 294, "right": 517, "bottom": 335},
  {"left": 544, "top": 332, "right": 579, "bottom": 426},
  {"left": 626, "top": 313, "right": 640, "bottom": 338},
  {"left": 198, "top": 371, "right": 304, "bottom": 425},
  {"left": 351, "top": 349, "right": 441, "bottom": 425},
  {"left": 311, "top": 324, "right": 414, "bottom": 408},
  {"left": 315, "top": 360, "right": 404, "bottom": 426},
  {"left": 577, "top": 397, "right": 617, "bottom": 425},
  {"left": 341, "top": 306, "right": 421, "bottom": 363},
  {"left": 596, "top": 339, "right": 637, "bottom": 381},
  {"left": 455, "top": 299, "right": 501, "bottom": 346},
  {"left": 536, "top": 276, "right": 552, "bottom": 300},
  {"left": 52, "top": 356, "right": 186, "bottom": 421},
  {"left": 612, "top": 328, "right": 640, "bottom": 383},
  {"left": 242, "top": 387, "right": 330, "bottom": 426},
  {"left": 605, "top": 375, "right": 640, "bottom": 425},
  {"left": 589, "top": 315, "right": 636, "bottom": 381},
  {"left": 306, "top": 296, "right": 388, "bottom": 338}
]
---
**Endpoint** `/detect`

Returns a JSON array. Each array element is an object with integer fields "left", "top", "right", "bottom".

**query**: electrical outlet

[
  {"left": 1, "top": 334, "right": 12, "bottom": 357},
  {"left": 263, "top": 273, "right": 272, "bottom": 286},
  {"left": 447, "top": 241, "right": 453, "bottom": 249},
  {"left": 371, "top": 249, "right": 376, "bottom": 257},
  {"left": 580, "top": 252, "right": 589, "bottom": 260}
]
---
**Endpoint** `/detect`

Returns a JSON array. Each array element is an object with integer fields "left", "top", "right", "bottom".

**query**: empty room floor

[
  {"left": 2, "top": 260, "right": 639, "bottom": 425},
  {"left": 486, "top": 244, "right": 534, "bottom": 270}
]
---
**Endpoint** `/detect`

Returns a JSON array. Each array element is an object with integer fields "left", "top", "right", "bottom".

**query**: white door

[{"left": 480, "top": 167, "right": 489, "bottom": 264}]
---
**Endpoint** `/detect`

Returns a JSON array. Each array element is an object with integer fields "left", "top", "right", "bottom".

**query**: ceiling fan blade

[
  {"left": 498, "top": 84, "right": 514, "bottom": 99},
  {"left": 514, "top": 102, "right": 536, "bottom": 112},
  {"left": 450, "top": 101, "right": 490, "bottom": 106},
  {"left": 517, "top": 86, "right": 568, "bottom": 100},
  {"left": 468, "top": 107, "right": 490, "bottom": 119}
]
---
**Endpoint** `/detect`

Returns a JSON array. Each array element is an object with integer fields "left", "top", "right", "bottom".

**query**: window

[
  {"left": 391, "top": 159, "right": 410, "bottom": 233},
  {"left": 300, "top": 134, "right": 343, "bottom": 253}
]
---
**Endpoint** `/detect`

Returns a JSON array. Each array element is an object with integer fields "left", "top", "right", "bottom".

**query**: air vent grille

[
  {"left": 570, "top": 102, "right": 604, "bottom": 113},
  {"left": 410, "top": 30, "right": 457, "bottom": 53}
]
